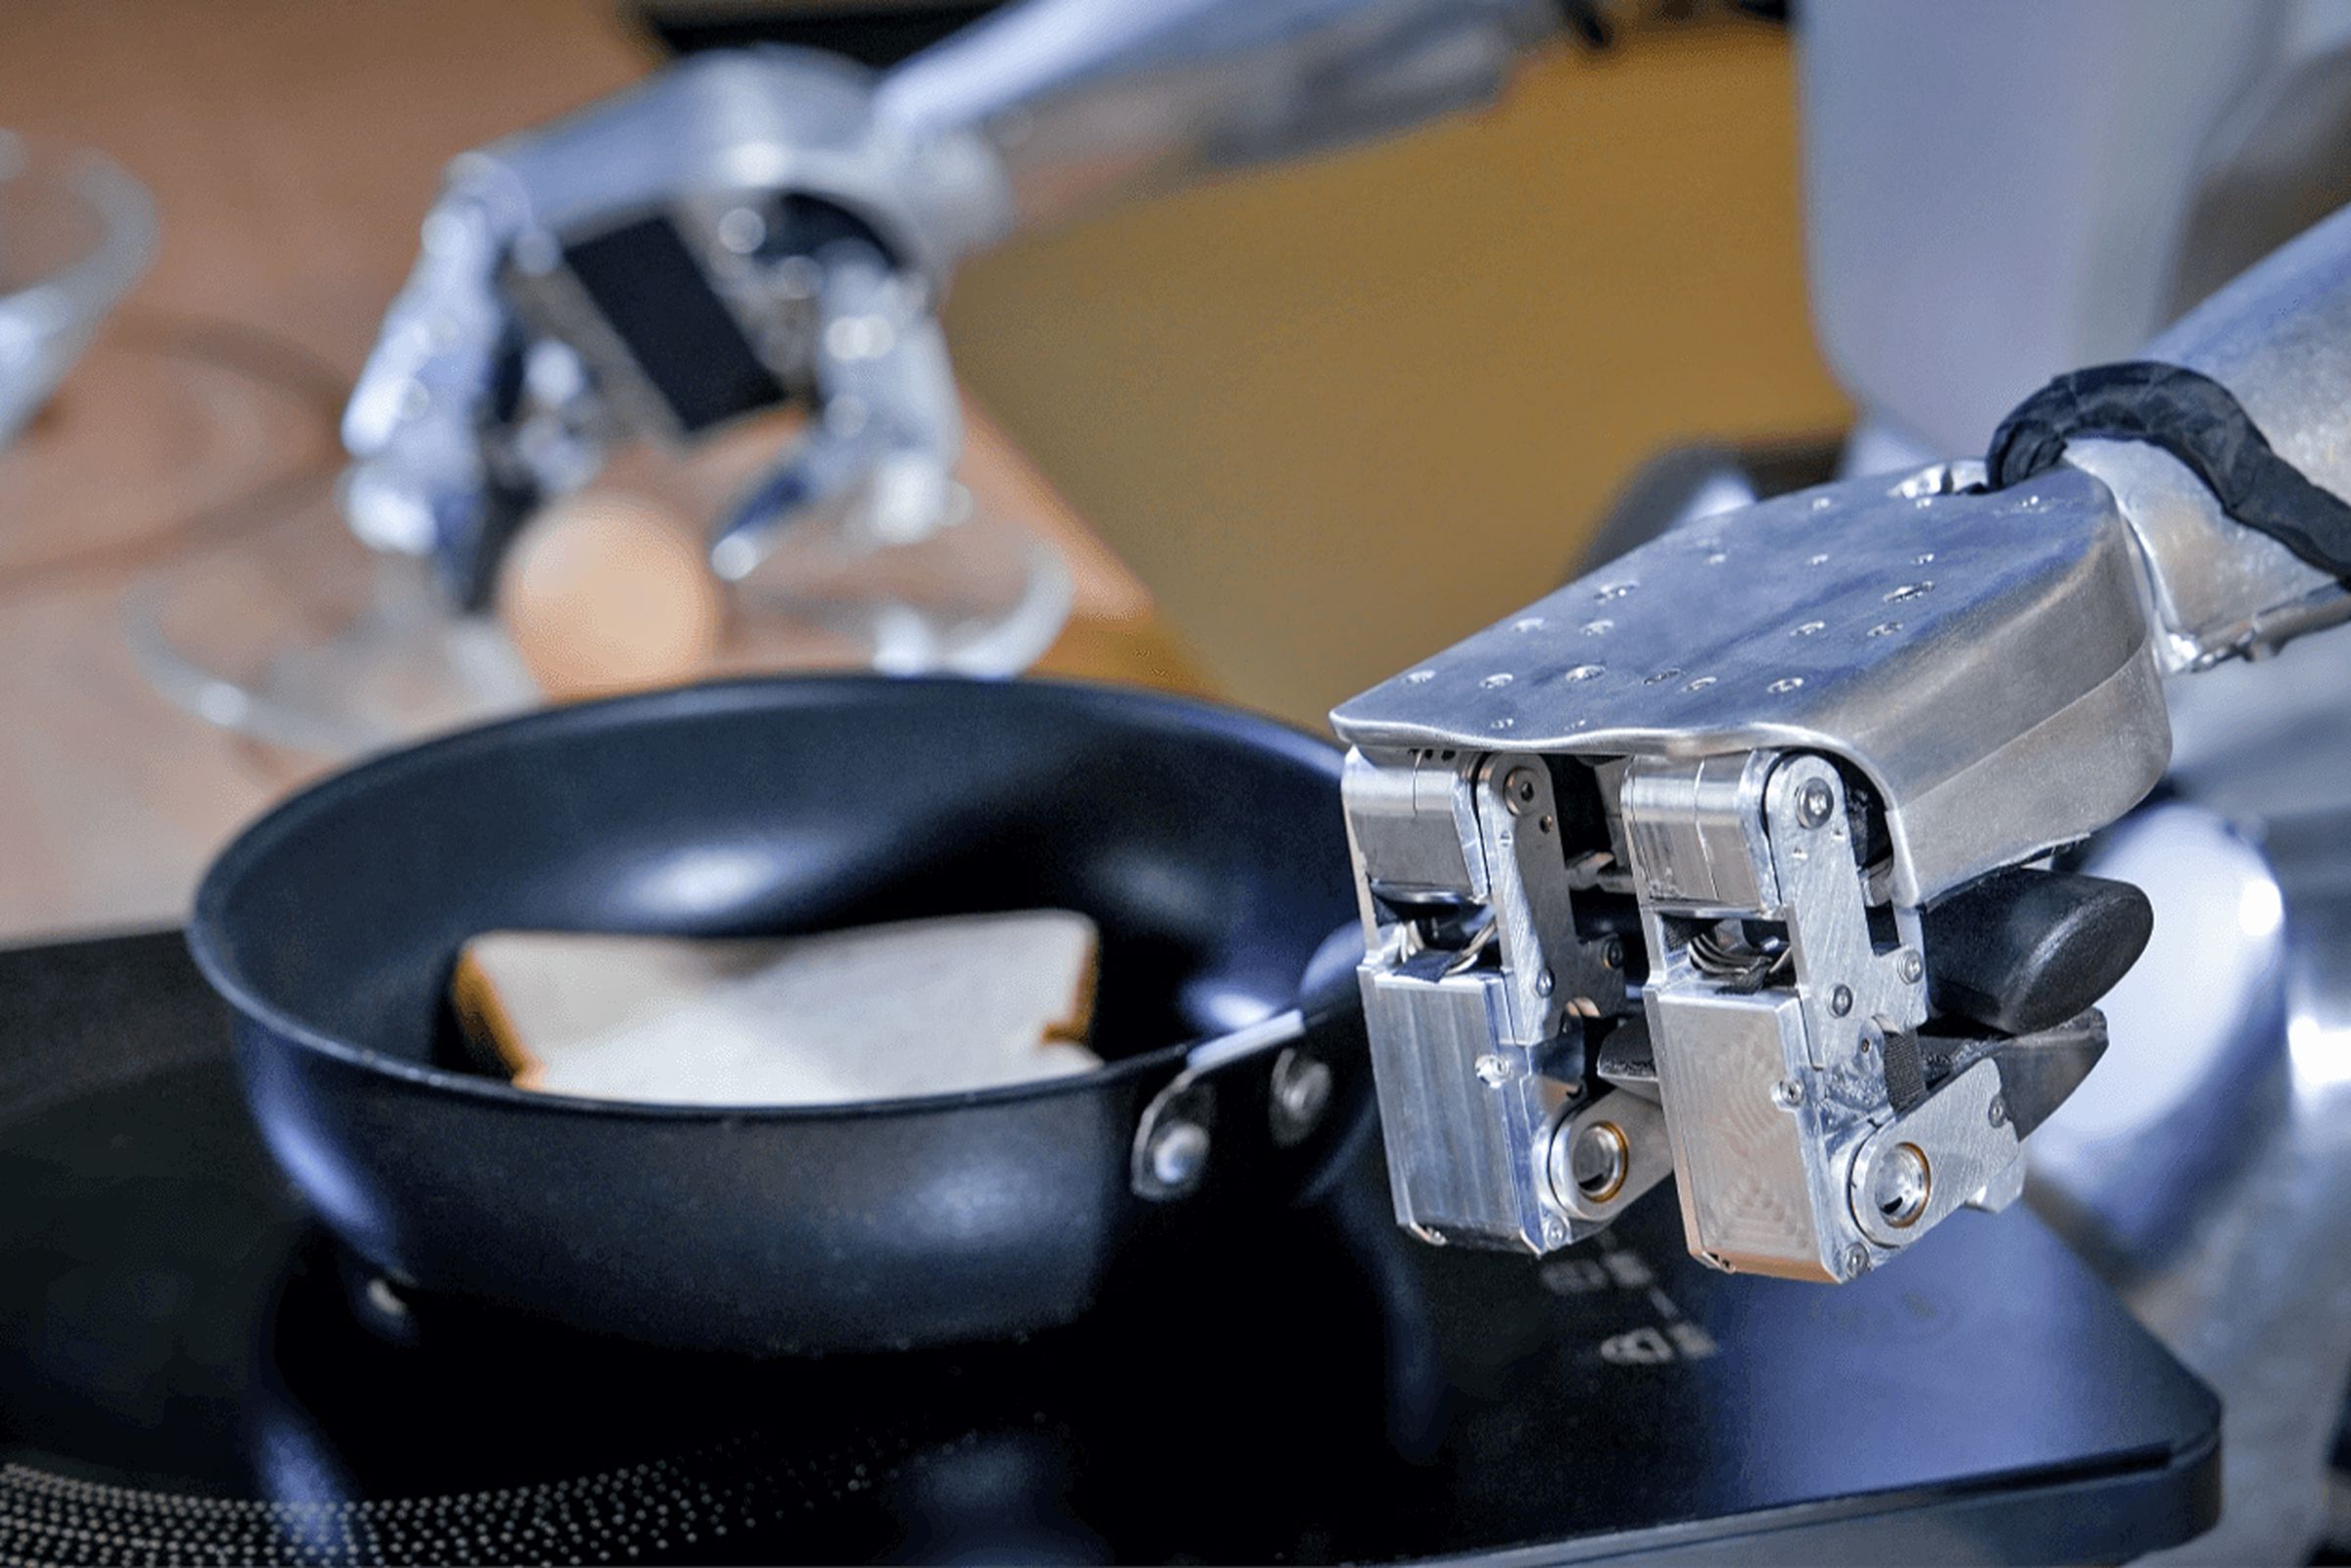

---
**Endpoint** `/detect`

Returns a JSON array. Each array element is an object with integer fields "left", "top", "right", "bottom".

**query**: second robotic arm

[{"left": 341, "top": 0, "right": 1567, "bottom": 607}]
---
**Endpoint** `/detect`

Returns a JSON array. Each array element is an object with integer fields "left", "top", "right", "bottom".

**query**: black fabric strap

[{"left": 1985, "top": 359, "right": 2351, "bottom": 582}]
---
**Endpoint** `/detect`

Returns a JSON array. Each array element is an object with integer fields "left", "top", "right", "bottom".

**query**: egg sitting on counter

[
  {"left": 499, "top": 491, "right": 727, "bottom": 700},
  {"left": 452, "top": 911, "right": 1105, "bottom": 1107}
]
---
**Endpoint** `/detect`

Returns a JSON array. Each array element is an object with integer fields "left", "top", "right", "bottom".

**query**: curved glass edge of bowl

[
  {"left": 125, "top": 492, "right": 1077, "bottom": 762},
  {"left": 0, "top": 132, "right": 160, "bottom": 448}
]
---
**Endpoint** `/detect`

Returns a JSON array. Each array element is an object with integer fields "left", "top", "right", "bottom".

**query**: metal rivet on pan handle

[{"left": 1128, "top": 1007, "right": 1309, "bottom": 1202}]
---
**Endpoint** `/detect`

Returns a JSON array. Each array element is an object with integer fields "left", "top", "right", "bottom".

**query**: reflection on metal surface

[{"left": 2033, "top": 767, "right": 2351, "bottom": 1562}]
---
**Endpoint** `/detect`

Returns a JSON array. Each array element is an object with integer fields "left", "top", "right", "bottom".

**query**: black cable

[{"left": 1985, "top": 359, "right": 2351, "bottom": 582}]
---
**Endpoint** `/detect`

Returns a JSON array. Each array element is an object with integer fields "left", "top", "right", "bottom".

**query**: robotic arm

[
  {"left": 1335, "top": 201, "right": 2351, "bottom": 1280},
  {"left": 339, "top": 0, "right": 1565, "bottom": 607}
]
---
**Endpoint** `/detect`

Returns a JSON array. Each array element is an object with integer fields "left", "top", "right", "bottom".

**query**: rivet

[{"left": 1148, "top": 1120, "right": 1210, "bottom": 1191}]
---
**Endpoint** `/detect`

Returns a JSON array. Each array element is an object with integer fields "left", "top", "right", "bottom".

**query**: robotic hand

[
  {"left": 339, "top": 49, "right": 1002, "bottom": 610},
  {"left": 339, "top": 0, "right": 1565, "bottom": 610},
  {"left": 1336, "top": 202, "right": 2351, "bottom": 1282}
]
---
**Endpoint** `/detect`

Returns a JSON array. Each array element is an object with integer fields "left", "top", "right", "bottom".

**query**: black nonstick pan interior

[{"left": 190, "top": 676, "right": 1364, "bottom": 1353}]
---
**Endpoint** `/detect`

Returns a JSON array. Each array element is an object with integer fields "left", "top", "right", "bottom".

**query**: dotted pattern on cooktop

[{"left": 0, "top": 1439, "right": 875, "bottom": 1568}]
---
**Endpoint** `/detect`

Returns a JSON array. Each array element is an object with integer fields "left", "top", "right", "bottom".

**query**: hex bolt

[
  {"left": 1148, "top": 1119, "right": 1210, "bottom": 1191},
  {"left": 1797, "top": 778, "right": 1836, "bottom": 829},
  {"left": 1829, "top": 983, "right": 1854, "bottom": 1017},
  {"left": 1898, "top": 949, "right": 1925, "bottom": 984}
]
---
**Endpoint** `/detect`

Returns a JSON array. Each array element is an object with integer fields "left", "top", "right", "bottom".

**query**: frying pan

[{"left": 188, "top": 677, "right": 1371, "bottom": 1354}]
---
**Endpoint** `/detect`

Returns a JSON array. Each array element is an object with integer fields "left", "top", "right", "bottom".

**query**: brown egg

[{"left": 500, "top": 492, "right": 726, "bottom": 700}]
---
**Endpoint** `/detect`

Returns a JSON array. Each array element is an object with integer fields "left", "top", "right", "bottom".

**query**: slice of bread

[{"left": 453, "top": 911, "right": 1101, "bottom": 1106}]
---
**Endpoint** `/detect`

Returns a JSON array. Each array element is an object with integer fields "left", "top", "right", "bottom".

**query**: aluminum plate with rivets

[{"left": 1330, "top": 464, "right": 2170, "bottom": 904}]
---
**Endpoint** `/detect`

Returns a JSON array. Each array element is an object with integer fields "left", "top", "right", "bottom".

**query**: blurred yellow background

[{"left": 944, "top": 13, "right": 1850, "bottom": 729}]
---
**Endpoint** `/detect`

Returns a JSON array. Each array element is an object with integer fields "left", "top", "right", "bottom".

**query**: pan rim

[{"left": 188, "top": 672, "right": 1347, "bottom": 1123}]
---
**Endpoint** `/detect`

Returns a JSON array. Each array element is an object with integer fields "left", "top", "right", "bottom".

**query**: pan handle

[{"left": 1128, "top": 923, "right": 1367, "bottom": 1202}]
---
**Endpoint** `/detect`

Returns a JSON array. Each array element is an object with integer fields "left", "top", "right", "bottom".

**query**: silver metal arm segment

[
  {"left": 343, "top": 0, "right": 1563, "bottom": 605},
  {"left": 1336, "top": 201, "right": 2351, "bottom": 1284},
  {"left": 877, "top": 0, "right": 1563, "bottom": 232},
  {"left": 2066, "top": 201, "right": 2351, "bottom": 669}
]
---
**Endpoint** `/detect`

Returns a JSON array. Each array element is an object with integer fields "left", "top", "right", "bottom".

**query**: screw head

[
  {"left": 1502, "top": 766, "right": 1543, "bottom": 815},
  {"left": 1842, "top": 1243, "right": 1872, "bottom": 1278},
  {"left": 1603, "top": 937, "right": 1625, "bottom": 971},
  {"left": 1898, "top": 949, "right": 1925, "bottom": 984},
  {"left": 1829, "top": 983, "right": 1854, "bottom": 1017},
  {"left": 1534, "top": 967, "right": 1557, "bottom": 997},
  {"left": 1988, "top": 1094, "right": 2009, "bottom": 1128},
  {"left": 1797, "top": 779, "right": 1836, "bottom": 828},
  {"left": 1147, "top": 1119, "right": 1210, "bottom": 1191},
  {"left": 1770, "top": 1077, "right": 1806, "bottom": 1110}
]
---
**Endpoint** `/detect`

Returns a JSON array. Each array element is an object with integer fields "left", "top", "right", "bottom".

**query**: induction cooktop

[{"left": 0, "top": 929, "right": 2216, "bottom": 1565}]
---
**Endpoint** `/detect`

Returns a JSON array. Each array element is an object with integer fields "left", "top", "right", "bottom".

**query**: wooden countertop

[{"left": 0, "top": 0, "right": 1202, "bottom": 941}]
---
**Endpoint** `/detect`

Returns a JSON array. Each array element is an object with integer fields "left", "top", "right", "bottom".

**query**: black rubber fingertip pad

[{"left": 1920, "top": 868, "right": 2154, "bottom": 1039}]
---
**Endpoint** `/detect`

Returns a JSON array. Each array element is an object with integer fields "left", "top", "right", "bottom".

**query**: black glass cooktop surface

[{"left": 0, "top": 930, "right": 2216, "bottom": 1565}]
